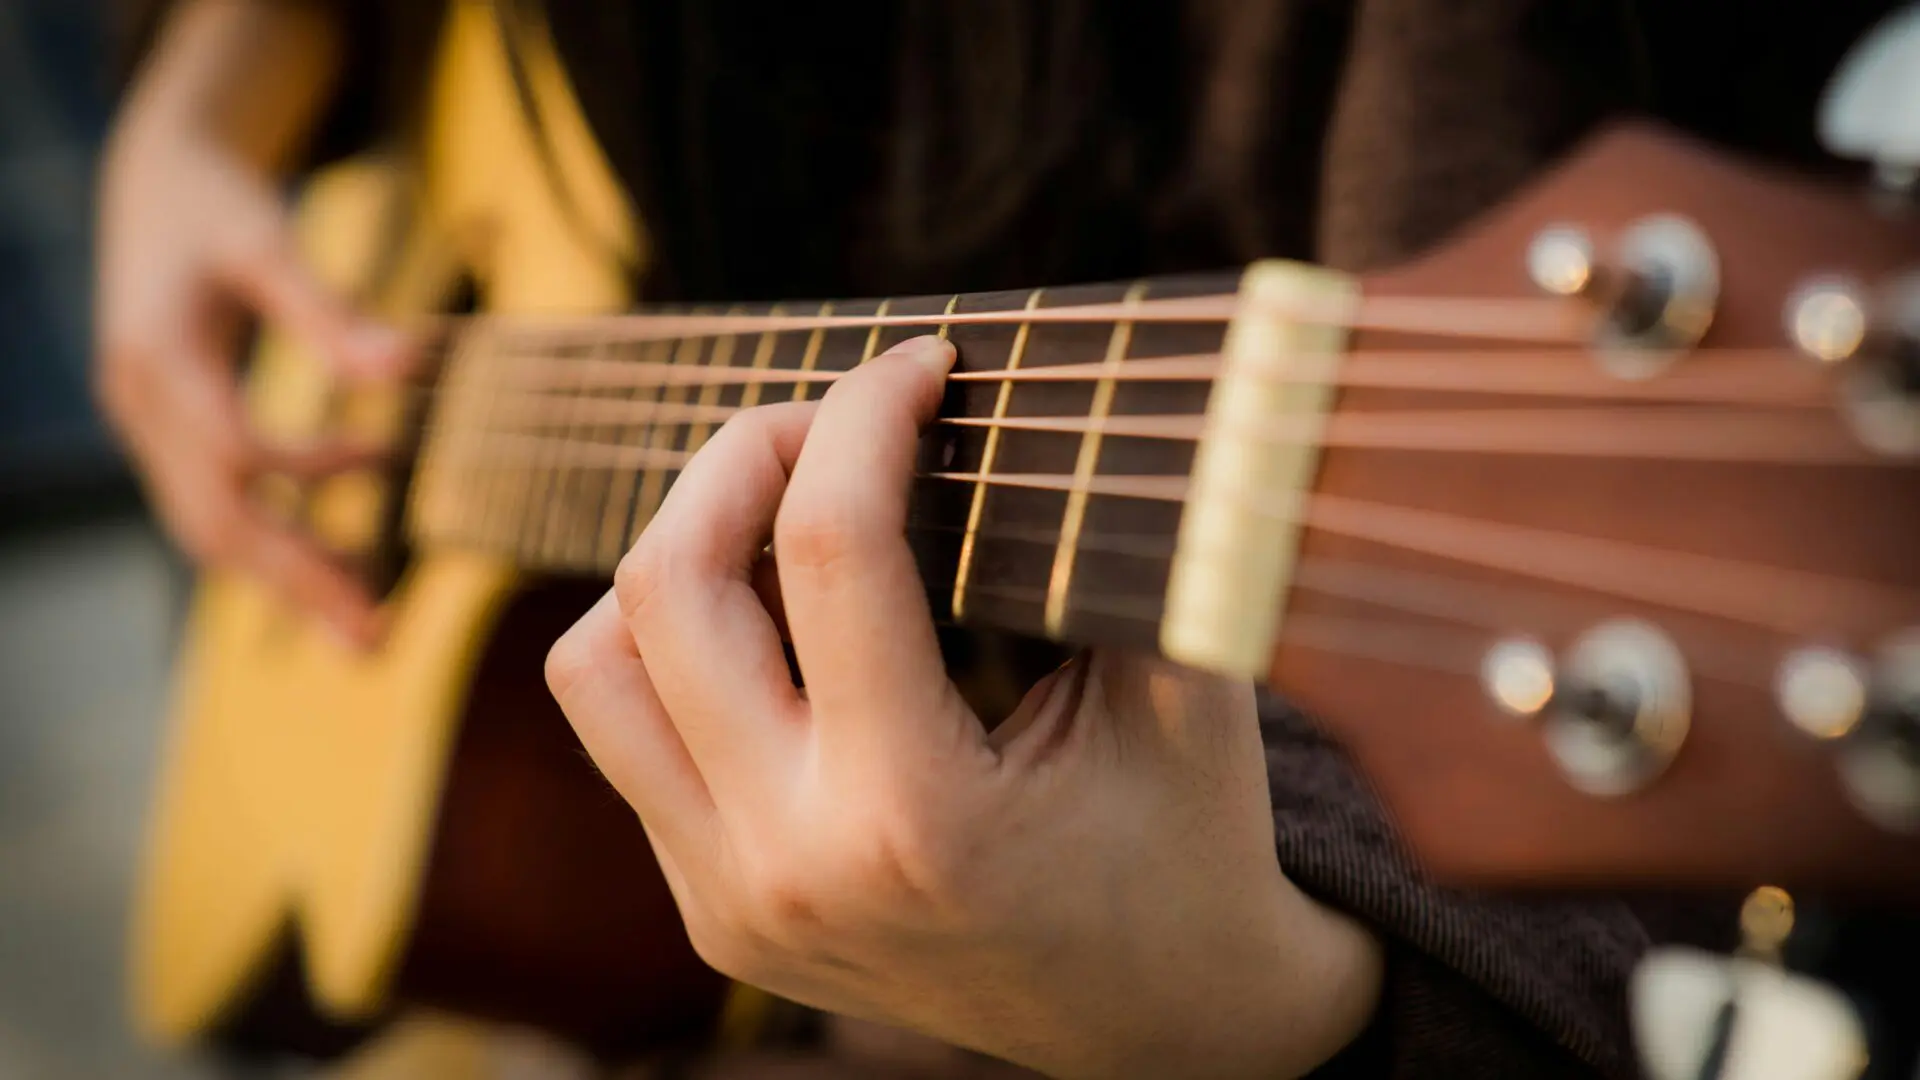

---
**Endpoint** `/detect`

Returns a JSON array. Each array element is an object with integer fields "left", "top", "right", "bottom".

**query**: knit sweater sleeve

[{"left": 1258, "top": 693, "right": 1647, "bottom": 1079}]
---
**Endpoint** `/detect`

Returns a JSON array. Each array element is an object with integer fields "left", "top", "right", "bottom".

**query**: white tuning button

[
  {"left": 1632, "top": 947, "right": 1870, "bottom": 1080},
  {"left": 1820, "top": 4, "right": 1920, "bottom": 190}
]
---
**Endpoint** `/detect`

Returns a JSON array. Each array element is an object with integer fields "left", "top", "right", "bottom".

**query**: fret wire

[
  {"left": 936, "top": 294, "right": 960, "bottom": 341},
  {"left": 502, "top": 334, "right": 557, "bottom": 559},
  {"left": 542, "top": 336, "right": 606, "bottom": 567},
  {"left": 951, "top": 289, "right": 1039, "bottom": 622},
  {"left": 791, "top": 300, "right": 834, "bottom": 403},
  {"left": 473, "top": 333, "right": 522, "bottom": 550},
  {"left": 523, "top": 335, "right": 582, "bottom": 563},
  {"left": 859, "top": 298, "right": 892, "bottom": 366},
  {"left": 613, "top": 337, "right": 673, "bottom": 549},
  {"left": 687, "top": 304, "right": 744, "bottom": 448},
  {"left": 636, "top": 330, "right": 705, "bottom": 532},
  {"left": 1045, "top": 282, "right": 1149, "bottom": 636},
  {"left": 570, "top": 335, "right": 633, "bottom": 569},
  {"left": 593, "top": 335, "right": 643, "bottom": 566},
  {"left": 740, "top": 303, "right": 784, "bottom": 410}
]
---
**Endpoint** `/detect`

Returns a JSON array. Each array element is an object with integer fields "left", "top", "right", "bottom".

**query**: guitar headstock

[{"left": 1275, "top": 123, "right": 1920, "bottom": 898}]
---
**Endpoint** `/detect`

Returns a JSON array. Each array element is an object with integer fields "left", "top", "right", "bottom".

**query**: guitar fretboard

[{"left": 408, "top": 273, "right": 1243, "bottom": 651}]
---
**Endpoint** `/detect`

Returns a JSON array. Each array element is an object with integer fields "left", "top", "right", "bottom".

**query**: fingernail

[{"left": 891, "top": 334, "right": 956, "bottom": 374}]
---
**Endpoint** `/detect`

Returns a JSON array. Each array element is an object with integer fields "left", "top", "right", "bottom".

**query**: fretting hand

[{"left": 547, "top": 335, "right": 1384, "bottom": 1079}]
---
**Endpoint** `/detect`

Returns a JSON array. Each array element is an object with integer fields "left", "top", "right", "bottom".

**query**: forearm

[{"left": 112, "top": 0, "right": 344, "bottom": 172}]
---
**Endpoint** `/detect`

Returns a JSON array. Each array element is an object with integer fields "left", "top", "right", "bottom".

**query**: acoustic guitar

[{"left": 132, "top": 0, "right": 1920, "bottom": 1061}]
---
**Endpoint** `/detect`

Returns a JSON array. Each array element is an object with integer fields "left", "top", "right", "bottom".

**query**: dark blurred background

[
  {"left": 0, "top": 3, "right": 211, "bottom": 1078},
  {"left": 0, "top": 0, "right": 128, "bottom": 520}
]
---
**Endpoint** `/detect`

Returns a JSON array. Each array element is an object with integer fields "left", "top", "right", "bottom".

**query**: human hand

[
  {"left": 547, "top": 335, "right": 1384, "bottom": 1078},
  {"left": 95, "top": 127, "right": 406, "bottom": 645}
]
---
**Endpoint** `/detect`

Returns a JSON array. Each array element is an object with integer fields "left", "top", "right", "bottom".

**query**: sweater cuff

[{"left": 1258, "top": 691, "right": 1646, "bottom": 1079}]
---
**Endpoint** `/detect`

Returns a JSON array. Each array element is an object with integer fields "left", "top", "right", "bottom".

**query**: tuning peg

[
  {"left": 1526, "top": 216, "right": 1719, "bottom": 380},
  {"left": 1835, "top": 628, "right": 1920, "bottom": 832},
  {"left": 1820, "top": 4, "right": 1920, "bottom": 195},
  {"left": 1480, "top": 620, "right": 1690, "bottom": 796},
  {"left": 1784, "top": 273, "right": 1920, "bottom": 457},
  {"left": 1632, "top": 947, "right": 1870, "bottom": 1080}
]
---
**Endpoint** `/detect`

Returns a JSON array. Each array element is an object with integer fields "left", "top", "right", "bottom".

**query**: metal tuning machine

[
  {"left": 1481, "top": 620, "right": 1691, "bottom": 797},
  {"left": 1784, "top": 274, "right": 1920, "bottom": 457},
  {"left": 1776, "top": 631, "right": 1920, "bottom": 834},
  {"left": 1527, "top": 216, "right": 1721, "bottom": 381}
]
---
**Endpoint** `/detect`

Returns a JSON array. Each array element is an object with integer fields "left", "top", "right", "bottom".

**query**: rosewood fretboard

[{"left": 408, "top": 273, "right": 1244, "bottom": 653}]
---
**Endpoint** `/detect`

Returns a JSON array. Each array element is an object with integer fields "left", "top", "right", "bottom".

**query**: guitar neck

[{"left": 406, "top": 269, "right": 1336, "bottom": 660}]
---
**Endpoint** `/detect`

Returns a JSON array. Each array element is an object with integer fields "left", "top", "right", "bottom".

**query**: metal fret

[
  {"left": 469, "top": 333, "right": 523, "bottom": 550},
  {"left": 537, "top": 337, "right": 605, "bottom": 567},
  {"left": 740, "top": 303, "right": 784, "bottom": 409},
  {"left": 686, "top": 304, "right": 744, "bottom": 450},
  {"left": 790, "top": 301, "right": 834, "bottom": 402},
  {"left": 952, "top": 289, "right": 1041, "bottom": 621},
  {"left": 1044, "top": 281, "right": 1149, "bottom": 636},
  {"left": 588, "top": 336, "right": 645, "bottom": 567},
  {"left": 511, "top": 334, "right": 577, "bottom": 561},
  {"left": 634, "top": 330, "right": 706, "bottom": 533},
  {"left": 859, "top": 298, "right": 892, "bottom": 364},
  {"left": 406, "top": 327, "right": 487, "bottom": 544},
  {"left": 936, "top": 294, "right": 960, "bottom": 341}
]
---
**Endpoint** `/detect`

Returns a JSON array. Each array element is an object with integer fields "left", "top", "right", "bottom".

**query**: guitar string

[
  {"left": 413, "top": 447, "right": 1916, "bottom": 641},
  {"left": 895, "top": 543, "right": 1781, "bottom": 691},
  {"left": 904, "top": 569, "right": 1776, "bottom": 692},
  {"left": 419, "top": 405, "right": 1883, "bottom": 466},
  {"left": 397, "top": 344, "right": 1832, "bottom": 404},
  {"left": 364, "top": 302, "right": 1908, "bottom": 655},
  {"left": 396, "top": 291, "right": 1595, "bottom": 346}
]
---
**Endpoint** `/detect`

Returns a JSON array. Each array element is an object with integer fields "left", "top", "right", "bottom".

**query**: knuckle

[
  {"left": 543, "top": 626, "right": 595, "bottom": 703},
  {"left": 612, "top": 541, "right": 672, "bottom": 622},
  {"left": 772, "top": 502, "right": 863, "bottom": 579},
  {"left": 762, "top": 869, "right": 826, "bottom": 933}
]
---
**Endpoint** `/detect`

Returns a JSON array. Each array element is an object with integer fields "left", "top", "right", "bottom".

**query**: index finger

[{"left": 774, "top": 336, "right": 977, "bottom": 752}]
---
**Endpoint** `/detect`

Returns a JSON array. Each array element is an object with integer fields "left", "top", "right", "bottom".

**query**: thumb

[{"left": 216, "top": 206, "right": 410, "bottom": 381}]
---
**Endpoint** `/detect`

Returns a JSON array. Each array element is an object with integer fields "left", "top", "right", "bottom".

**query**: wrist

[{"left": 1035, "top": 878, "right": 1383, "bottom": 1080}]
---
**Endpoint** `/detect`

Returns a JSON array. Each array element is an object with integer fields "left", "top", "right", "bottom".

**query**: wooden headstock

[{"left": 1277, "top": 124, "right": 1920, "bottom": 898}]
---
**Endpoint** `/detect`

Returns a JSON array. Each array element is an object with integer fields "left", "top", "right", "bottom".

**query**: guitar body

[{"left": 133, "top": 2, "right": 727, "bottom": 1055}]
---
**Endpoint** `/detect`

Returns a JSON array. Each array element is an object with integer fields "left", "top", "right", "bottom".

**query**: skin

[
  {"left": 547, "top": 335, "right": 1386, "bottom": 1079},
  {"left": 95, "top": 0, "right": 405, "bottom": 646}
]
